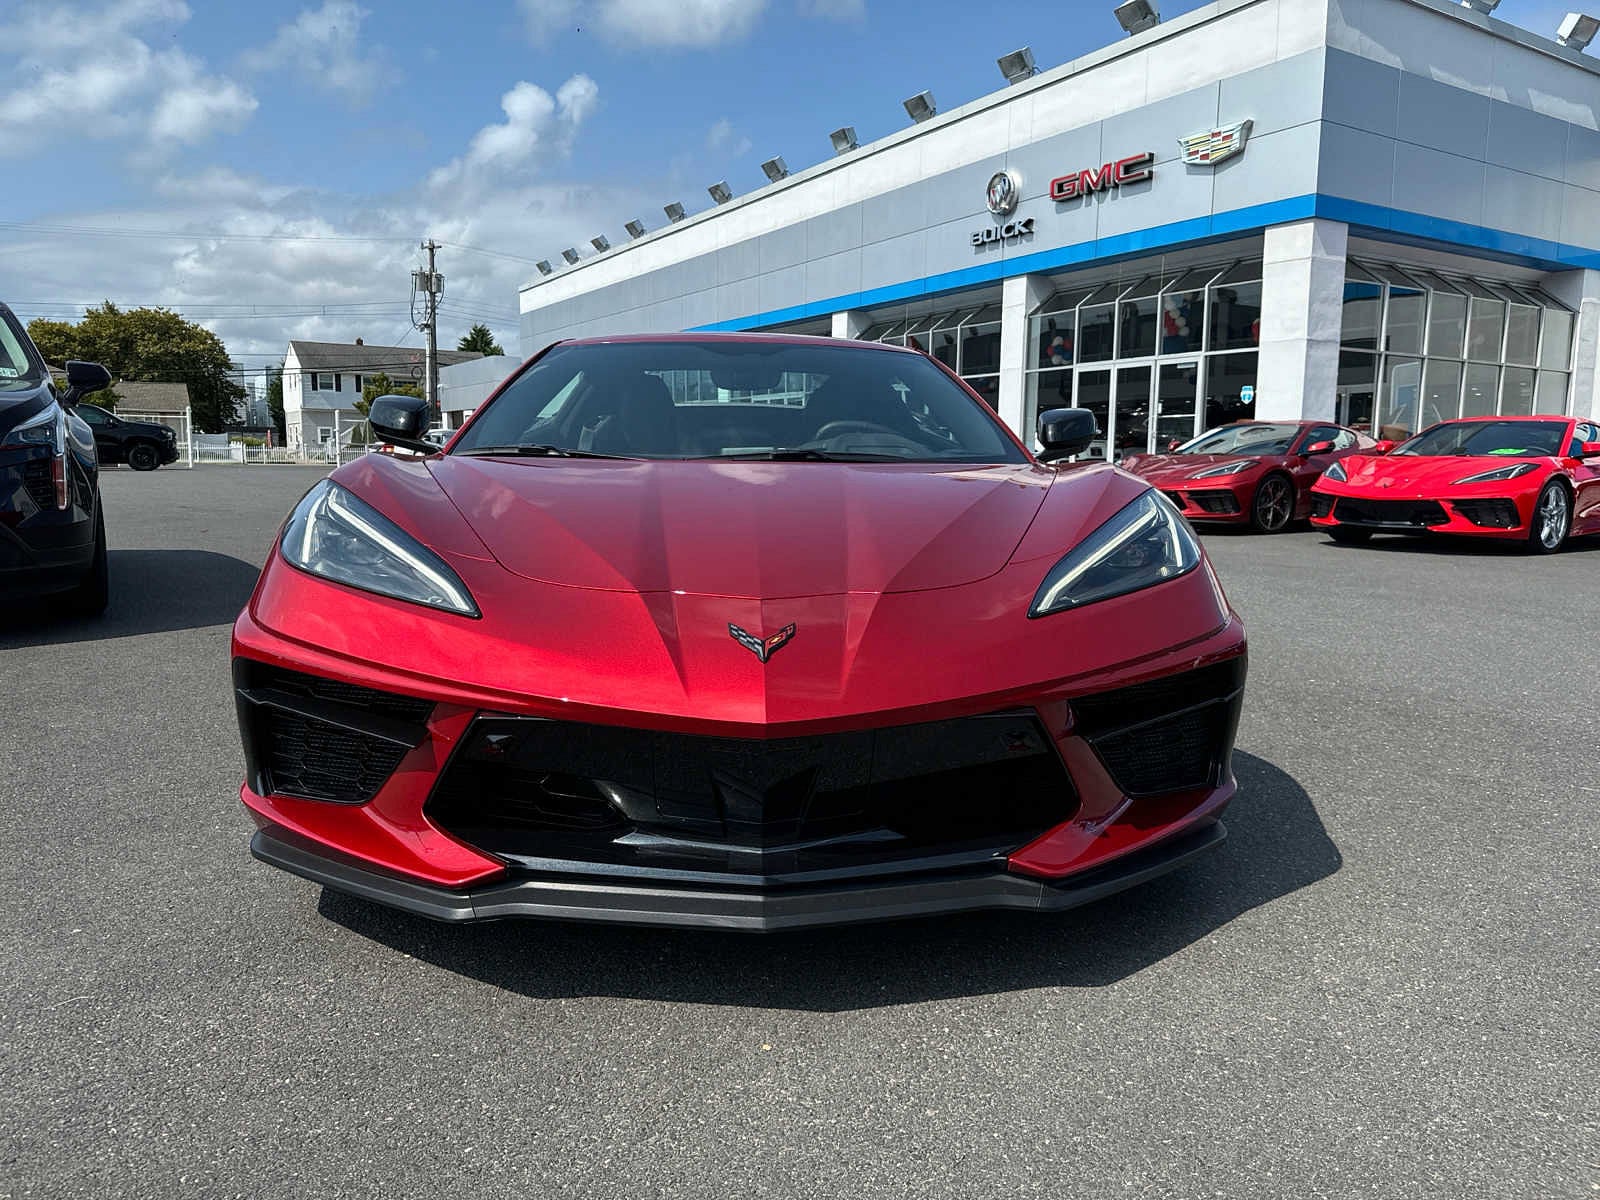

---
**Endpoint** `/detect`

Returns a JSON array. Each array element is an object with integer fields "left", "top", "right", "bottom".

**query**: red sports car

[
  {"left": 233, "top": 334, "right": 1247, "bottom": 931},
  {"left": 1122, "top": 420, "right": 1377, "bottom": 533},
  {"left": 1311, "top": 415, "right": 1600, "bottom": 553}
]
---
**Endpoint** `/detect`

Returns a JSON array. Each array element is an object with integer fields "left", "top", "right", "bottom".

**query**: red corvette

[
  {"left": 1311, "top": 415, "right": 1600, "bottom": 553},
  {"left": 233, "top": 335, "right": 1247, "bottom": 931},
  {"left": 1122, "top": 420, "right": 1377, "bottom": 532}
]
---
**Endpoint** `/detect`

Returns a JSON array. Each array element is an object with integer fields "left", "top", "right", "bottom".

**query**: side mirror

[
  {"left": 1166, "top": 438, "right": 1182, "bottom": 453},
  {"left": 1373, "top": 439, "right": 1398, "bottom": 455},
  {"left": 1581, "top": 440, "right": 1600, "bottom": 459},
  {"left": 61, "top": 360, "right": 111, "bottom": 407},
  {"left": 1036, "top": 406, "right": 1099, "bottom": 463},
  {"left": 367, "top": 394, "right": 433, "bottom": 453},
  {"left": 1302, "top": 440, "right": 1335, "bottom": 457}
]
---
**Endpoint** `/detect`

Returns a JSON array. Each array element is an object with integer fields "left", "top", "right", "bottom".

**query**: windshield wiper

[
  {"left": 720, "top": 448, "right": 910, "bottom": 462},
  {"left": 453, "top": 443, "right": 630, "bottom": 459}
]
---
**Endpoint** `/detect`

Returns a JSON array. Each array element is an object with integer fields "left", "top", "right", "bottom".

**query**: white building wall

[{"left": 1256, "top": 219, "right": 1348, "bottom": 422}]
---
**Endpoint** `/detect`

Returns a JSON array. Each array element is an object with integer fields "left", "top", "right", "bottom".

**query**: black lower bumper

[{"left": 250, "top": 820, "right": 1227, "bottom": 932}]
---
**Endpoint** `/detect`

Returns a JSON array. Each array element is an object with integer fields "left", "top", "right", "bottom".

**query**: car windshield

[
  {"left": 0, "top": 308, "right": 44, "bottom": 392},
  {"left": 450, "top": 339, "right": 1026, "bottom": 463},
  {"left": 1173, "top": 423, "right": 1301, "bottom": 456},
  {"left": 1392, "top": 419, "right": 1566, "bottom": 458}
]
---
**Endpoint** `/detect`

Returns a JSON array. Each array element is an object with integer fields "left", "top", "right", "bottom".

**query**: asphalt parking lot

[{"left": 2, "top": 465, "right": 1596, "bottom": 1199}]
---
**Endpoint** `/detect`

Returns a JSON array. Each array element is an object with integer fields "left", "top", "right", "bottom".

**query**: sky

[{"left": 0, "top": 0, "right": 1584, "bottom": 381}]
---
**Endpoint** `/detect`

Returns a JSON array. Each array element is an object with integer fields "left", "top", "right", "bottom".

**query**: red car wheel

[
  {"left": 1249, "top": 474, "right": 1295, "bottom": 533},
  {"left": 1526, "top": 482, "right": 1571, "bottom": 554}
]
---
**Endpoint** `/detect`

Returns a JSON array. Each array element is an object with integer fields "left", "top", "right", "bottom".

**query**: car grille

[
  {"left": 234, "top": 661, "right": 434, "bottom": 805},
  {"left": 21, "top": 460, "right": 54, "bottom": 510},
  {"left": 1452, "top": 498, "right": 1520, "bottom": 528},
  {"left": 1310, "top": 494, "right": 1334, "bottom": 519},
  {"left": 426, "top": 711, "right": 1078, "bottom": 882},
  {"left": 1070, "top": 658, "right": 1246, "bottom": 797},
  {"left": 1333, "top": 498, "right": 1449, "bottom": 527}
]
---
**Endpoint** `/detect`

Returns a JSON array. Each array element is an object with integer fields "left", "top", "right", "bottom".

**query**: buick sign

[
  {"left": 971, "top": 217, "right": 1035, "bottom": 248},
  {"left": 986, "top": 170, "right": 1021, "bottom": 217}
]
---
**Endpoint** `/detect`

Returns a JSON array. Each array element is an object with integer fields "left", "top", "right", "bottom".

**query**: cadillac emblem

[
  {"left": 1178, "top": 119, "right": 1254, "bottom": 166},
  {"left": 985, "top": 170, "right": 1021, "bottom": 217}
]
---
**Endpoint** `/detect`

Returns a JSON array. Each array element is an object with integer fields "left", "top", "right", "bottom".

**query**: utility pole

[{"left": 412, "top": 239, "right": 444, "bottom": 425}]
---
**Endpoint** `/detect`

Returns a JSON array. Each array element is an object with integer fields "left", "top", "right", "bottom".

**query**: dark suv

[
  {"left": 0, "top": 302, "right": 113, "bottom": 615},
  {"left": 77, "top": 403, "right": 180, "bottom": 471}
]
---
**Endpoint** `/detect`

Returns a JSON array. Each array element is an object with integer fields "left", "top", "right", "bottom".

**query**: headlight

[
  {"left": 280, "top": 479, "right": 479, "bottom": 616},
  {"left": 1030, "top": 490, "right": 1202, "bottom": 617},
  {"left": 1322, "top": 460, "right": 1347, "bottom": 483},
  {"left": 1453, "top": 461, "right": 1537, "bottom": 484},
  {"left": 1, "top": 405, "right": 63, "bottom": 450},
  {"left": 1188, "top": 458, "right": 1257, "bottom": 478}
]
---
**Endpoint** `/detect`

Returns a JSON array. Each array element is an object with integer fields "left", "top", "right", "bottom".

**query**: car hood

[
  {"left": 425, "top": 456, "right": 1054, "bottom": 597},
  {"left": 1121, "top": 453, "right": 1265, "bottom": 482},
  {"left": 1329, "top": 454, "right": 1548, "bottom": 492}
]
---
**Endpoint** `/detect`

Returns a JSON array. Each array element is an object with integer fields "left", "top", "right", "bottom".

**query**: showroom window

[
  {"left": 1023, "top": 258, "right": 1262, "bottom": 459},
  {"left": 862, "top": 304, "right": 1003, "bottom": 411},
  {"left": 1343, "top": 260, "right": 1574, "bottom": 439}
]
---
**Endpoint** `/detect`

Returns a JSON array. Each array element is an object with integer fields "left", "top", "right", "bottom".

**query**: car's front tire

[
  {"left": 1526, "top": 481, "right": 1570, "bottom": 554},
  {"left": 65, "top": 507, "right": 108, "bottom": 617},
  {"left": 1327, "top": 525, "right": 1371, "bottom": 545},
  {"left": 1249, "top": 473, "right": 1295, "bottom": 533},
  {"left": 127, "top": 442, "right": 160, "bottom": 472}
]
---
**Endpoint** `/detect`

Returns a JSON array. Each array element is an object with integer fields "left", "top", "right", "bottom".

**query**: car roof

[
  {"left": 551, "top": 331, "right": 920, "bottom": 354},
  {"left": 1435, "top": 414, "right": 1569, "bottom": 424}
]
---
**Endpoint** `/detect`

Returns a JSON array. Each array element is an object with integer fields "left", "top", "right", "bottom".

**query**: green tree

[
  {"left": 456, "top": 323, "right": 504, "bottom": 356},
  {"left": 27, "top": 303, "right": 246, "bottom": 432},
  {"left": 266, "top": 367, "right": 285, "bottom": 443},
  {"left": 28, "top": 319, "right": 79, "bottom": 367},
  {"left": 360, "top": 372, "right": 423, "bottom": 411}
]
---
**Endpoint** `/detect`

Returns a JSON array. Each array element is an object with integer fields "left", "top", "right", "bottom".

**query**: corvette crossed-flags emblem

[{"left": 728, "top": 623, "right": 797, "bottom": 664}]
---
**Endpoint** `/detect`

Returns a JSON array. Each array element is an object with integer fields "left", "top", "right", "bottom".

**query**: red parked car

[
  {"left": 233, "top": 334, "right": 1248, "bottom": 932},
  {"left": 1122, "top": 420, "right": 1378, "bottom": 533},
  {"left": 1311, "top": 415, "right": 1600, "bottom": 553}
]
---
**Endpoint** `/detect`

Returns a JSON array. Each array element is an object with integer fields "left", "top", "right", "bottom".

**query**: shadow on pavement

[
  {"left": 0, "top": 549, "right": 257, "bottom": 647},
  {"left": 1315, "top": 532, "right": 1600, "bottom": 557},
  {"left": 317, "top": 750, "right": 1340, "bottom": 1009}
]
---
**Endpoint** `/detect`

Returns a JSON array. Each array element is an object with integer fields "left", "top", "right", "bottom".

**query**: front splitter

[{"left": 251, "top": 820, "right": 1226, "bottom": 933}]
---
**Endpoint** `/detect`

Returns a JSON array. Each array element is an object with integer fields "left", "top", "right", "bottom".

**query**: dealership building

[{"left": 446, "top": 0, "right": 1600, "bottom": 454}]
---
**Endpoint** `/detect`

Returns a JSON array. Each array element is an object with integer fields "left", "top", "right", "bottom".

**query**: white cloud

[
  {"left": 706, "top": 117, "right": 752, "bottom": 157},
  {"left": 0, "top": 1, "right": 255, "bottom": 159},
  {"left": 427, "top": 76, "right": 599, "bottom": 190},
  {"left": 518, "top": 0, "right": 767, "bottom": 48},
  {"left": 240, "top": 1, "right": 383, "bottom": 105}
]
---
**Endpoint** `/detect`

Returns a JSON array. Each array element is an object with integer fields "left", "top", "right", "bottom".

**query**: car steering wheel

[{"left": 812, "top": 420, "right": 901, "bottom": 441}]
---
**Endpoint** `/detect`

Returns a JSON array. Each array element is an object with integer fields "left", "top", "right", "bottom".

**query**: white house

[{"left": 280, "top": 339, "right": 481, "bottom": 453}]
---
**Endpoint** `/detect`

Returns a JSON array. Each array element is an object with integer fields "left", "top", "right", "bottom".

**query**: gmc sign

[{"left": 1049, "top": 151, "right": 1155, "bottom": 202}]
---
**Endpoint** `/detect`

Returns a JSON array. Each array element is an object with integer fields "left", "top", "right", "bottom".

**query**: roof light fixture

[
  {"left": 1114, "top": 0, "right": 1160, "bottom": 35},
  {"left": 664, "top": 201, "right": 687, "bottom": 223},
  {"left": 590, "top": 235, "right": 610, "bottom": 252},
  {"left": 560, "top": 247, "right": 580, "bottom": 264},
  {"left": 903, "top": 91, "right": 937, "bottom": 123},
  {"left": 1557, "top": 11, "right": 1600, "bottom": 47},
  {"left": 624, "top": 219, "right": 647, "bottom": 239},
  {"left": 1459, "top": 0, "right": 1500, "bottom": 11},
  {"left": 535, "top": 260, "right": 553, "bottom": 276},
  {"left": 997, "top": 47, "right": 1037, "bottom": 84},
  {"left": 707, "top": 181, "right": 734, "bottom": 204},
  {"left": 761, "top": 156, "right": 789, "bottom": 182},
  {"left": 830, "top": 126, "right": 859, "bottom": 155}
]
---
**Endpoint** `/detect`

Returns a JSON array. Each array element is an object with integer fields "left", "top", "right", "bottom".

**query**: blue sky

[{"left": 0, "top": 0, "right": 1586, "bottom": 365}]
